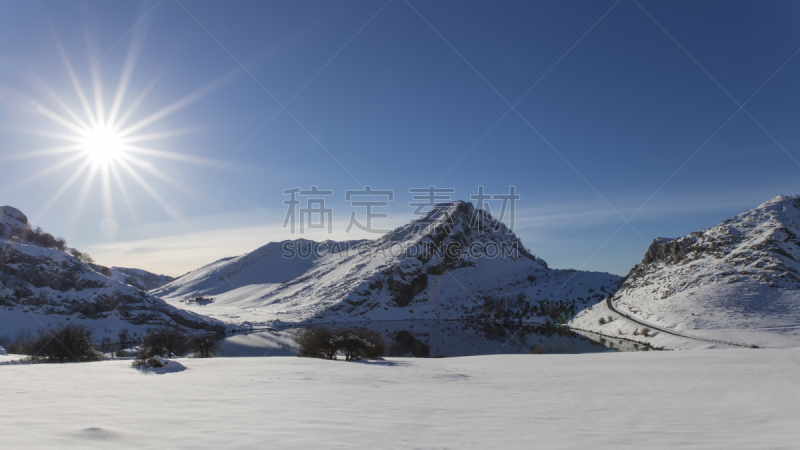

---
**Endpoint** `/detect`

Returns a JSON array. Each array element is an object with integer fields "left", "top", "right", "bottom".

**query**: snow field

[{"left": 1, "top": 350, "right": 799, "bottom": 449}]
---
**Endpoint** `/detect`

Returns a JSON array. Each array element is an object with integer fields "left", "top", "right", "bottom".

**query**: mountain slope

[
  {"left": 109, "top": 267, "right": 174, "bottom": 291},
  {"left": 571, "top": 195, "right": 800, "bottom": 349},
  {"left": 0, "top": 206, "right": 222, "bottom": 340},
  {"left": 154, "top": 201, "right": 622, "bottom": 329}
]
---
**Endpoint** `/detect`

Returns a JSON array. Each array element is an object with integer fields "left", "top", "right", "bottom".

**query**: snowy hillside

[
  {"left": 109, "top": 267, "right": 174, "bottom": 291},
  {"left": 154, "top": 201, "right": 622, "bottom": 329},
  {"left": 0, "top": 206, "right": 222, "bottom": 340},
  {"left": 571, "top": 195, "right": 800, "bottom": 349}
]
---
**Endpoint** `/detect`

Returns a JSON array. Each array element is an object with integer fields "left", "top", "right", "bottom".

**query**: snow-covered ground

[{"left": 1, "top": 350, "right": 798, "bottom": 449}]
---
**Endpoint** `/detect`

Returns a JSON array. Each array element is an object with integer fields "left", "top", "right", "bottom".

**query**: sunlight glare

[{"left": 82, "top": 126, "right": 124, "bottom": 164}]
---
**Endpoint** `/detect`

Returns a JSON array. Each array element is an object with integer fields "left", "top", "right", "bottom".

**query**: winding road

[{"left": 605, "top": 298, "right": 754, "bottom": 348}]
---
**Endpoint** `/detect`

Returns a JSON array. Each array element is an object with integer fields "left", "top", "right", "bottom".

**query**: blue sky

[{"left": 1, "top": 0, "right": 799, "bottom": 276}]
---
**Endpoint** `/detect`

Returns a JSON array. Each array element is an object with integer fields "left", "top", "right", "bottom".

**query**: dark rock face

[
  {"left": 642, "top": 238, "right": 688, "bottom": 265},
  {"left": 387, "top": 263, "right": 428, "bottom": 307}
]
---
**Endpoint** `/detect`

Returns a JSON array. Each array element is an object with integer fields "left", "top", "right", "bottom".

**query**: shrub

[
  {"left": 192, "top": 334, "right": 221, "bottom": 358},
  {"left": 132, "top": 352, "right": 165, "bottom": 368},
  {"left": 641, "top": 328, "right": 651, "bottom": 337},
  {"left": 23, "top": 323, "right": 102, "bottom": 362},
  {"left": 598, "top": 317, "right": 606, "bottom": 325}
]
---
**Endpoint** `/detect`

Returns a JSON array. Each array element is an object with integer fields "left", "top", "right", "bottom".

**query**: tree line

[
  {"left": 1, "top": 323, "right": 220, "bottom": 363},
  {"left": 295, "top": 326, "right": 385, "bottom": 361}
]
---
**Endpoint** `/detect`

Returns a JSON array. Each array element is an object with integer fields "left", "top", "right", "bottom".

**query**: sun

[
  {"left": 12, "top": 29, "right": 231, "bottom": 223},
  {"left": 81, "top": 125, "right": 125, "bottom": 165}
]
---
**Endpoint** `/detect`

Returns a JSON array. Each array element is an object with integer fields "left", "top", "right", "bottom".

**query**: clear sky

[{"left": 1, "top": 0, "right": 799, "bottom": 277}]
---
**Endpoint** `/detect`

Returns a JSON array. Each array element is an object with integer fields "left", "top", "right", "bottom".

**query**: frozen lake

[{"left": 218, "top": 320, "right": 654, "bottom": 357}]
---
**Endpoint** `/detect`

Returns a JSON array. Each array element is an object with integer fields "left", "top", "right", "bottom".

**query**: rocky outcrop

[{"left": 386, "top": 261, "right": 429, "bottom": 307}]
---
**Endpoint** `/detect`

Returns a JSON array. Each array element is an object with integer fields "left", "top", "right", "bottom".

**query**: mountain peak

[{"left": 759, "top": 194, "right": 798, "bottom": 208}]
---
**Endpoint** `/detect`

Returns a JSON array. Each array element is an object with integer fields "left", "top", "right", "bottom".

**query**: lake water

[{"left": 218, "top": 321, "right": 655, "bottom": 357}]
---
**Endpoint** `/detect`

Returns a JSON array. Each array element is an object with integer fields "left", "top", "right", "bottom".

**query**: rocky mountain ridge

[{"left": 155, "top": 201, "right": 621, "bottom": 329}]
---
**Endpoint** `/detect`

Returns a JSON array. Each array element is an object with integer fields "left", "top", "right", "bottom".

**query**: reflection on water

[{"left": 219, "top": 321, "right": 657, "bottom": 357}]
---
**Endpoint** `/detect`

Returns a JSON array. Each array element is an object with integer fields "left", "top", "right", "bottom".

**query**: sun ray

[
  {"left": 6, "top": 144, "right": 84, "bottom": 160},
  {"left": 100, "top": 164, "right": 113, "bottom": 218},
  {"left": 17, "top": 152, "right": 89, "bottom": 188},
  {"left": 107, "top": 30, "right": 146, "bottom": 128},
  {"left": 114, "top": 157, "right": 175, "bottom": 215},
  {"left": 70, "top": 163, "right": 99, "bottom": 226},
  {"left": 125, "top": 145, "right": 219, "bottom": 166},
  {"left": 117, "top": 67, "right": 242, "bottom": 137},
  {"left": 121, "top": 153, "right": 193, "bottom": 194},
  {"left": 91, "top": 66, "right": 105, "bottom": 128},
  {"left": 112, "top": 73, "right": 162, "bottom": 130},
  {"left": 35, "top": 99, "right": 92, "bottom": 135},
  {"left": 53, "top": 37, "right": 98, "bottom": 128},
  {"left": 121, "top": 127, "right": 197, "bottom": 144},
  {"left": 35, "top": 158, "right": 93, "bottom": 218},
  {"left": 111, "top": 168, "right": 138, "bottom": 222}
]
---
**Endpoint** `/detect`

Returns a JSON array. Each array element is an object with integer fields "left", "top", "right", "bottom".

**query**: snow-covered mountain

[
  {"left": 571, "top": 195, "right": 800, "bottom": 349},
  {"left": 154, "top": 201, "right": 622, "bottom": 329},
  {"left": 0, "top": 206, "right": 222, "bottom": 340},
  {"left": 109, "top": 266, "right": 174, "bottom": 291}
]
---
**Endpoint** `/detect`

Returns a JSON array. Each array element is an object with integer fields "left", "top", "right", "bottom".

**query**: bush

[
  {"left": 192, "top": 334, "right": 221, "bottom": 358},
  {"left": 641, "top": 328, "right": 651, "bottom": 337},
  {"left": 598, "top": 317, "right": 606, "bottom": 325},
  {"left": 23, "top": 323, "right": 102, "bottom": 363}
]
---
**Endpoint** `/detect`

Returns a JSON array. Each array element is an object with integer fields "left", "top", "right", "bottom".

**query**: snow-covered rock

[
  {"left": 154, "top": 201, "right": 622, "bottom": 329},
  {"left": 0, "top": 205, "right": 28, "bottom": 238},
  {"left": 571, "top": 195, "right": 800, "bottom": 349}
]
